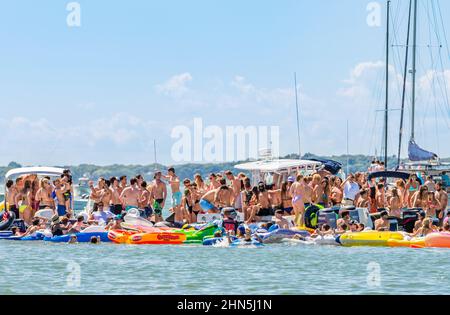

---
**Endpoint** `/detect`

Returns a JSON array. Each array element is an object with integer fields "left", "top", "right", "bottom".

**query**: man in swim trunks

[
  {"left": 109, "top": 177, "right": 123, "bottom": 215},
  {"left": 225, "top": 170, "right": 242, "bottom": 212},
  {"left": 5, "top": 180, "right": 19, "bottom": 218},
  {"left": 35, "top": 178, "right": 55, "bottom": 210},
  {"left": 435, "top": 183, "right": 448, "bottom": 226},
  {"left": 199, "top": 189, "right": 220, "bottom": 213},
  {"left": 302, "top": 177, "right": 313, "bottom": 209},
  {"left": 54, "top": 179, "right": 68, "bottom": 217},
  {"left": 89, "top": 178, "right": 105, "bottom": 212},
  {"left": 150, "top": 172, "right": 167, "bottom": 223},
  {"left": 163, "top": 167, "right": 182, "bottom": 217},
  {"left": 215, "top": 185, "right": 233, "bottom": 211},
  {"left": 120, "top": 178, "right": 141, "bottom": 212}
]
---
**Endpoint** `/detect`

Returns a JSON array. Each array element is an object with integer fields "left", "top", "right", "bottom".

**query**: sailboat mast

[
  {"left": 294, "top": 72, "right": 302, "bottom": 158},
  {"left": 411, "top": 0, "right": 418, "bottom": 141},
  {"left": 397, "top": 0, "right": 413, "bottom": 168},
  {"left": 384, "top": 0, "right": 390, "bottom": 168}
]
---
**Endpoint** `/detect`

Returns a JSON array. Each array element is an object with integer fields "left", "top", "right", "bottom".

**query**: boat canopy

[
  {"left": 235, "top": 159, "right": 322, "bottom": 173},
  {"left": 5, "top": 167, "right": 65, "bottom": 180}
]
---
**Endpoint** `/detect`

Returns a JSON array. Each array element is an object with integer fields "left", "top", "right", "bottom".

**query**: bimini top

[
  {"left": 235, "top": 159, "right": 322, "bottom": 173},
  {"left": 5, "top": 167, "right": 65, "bottom": 180}
]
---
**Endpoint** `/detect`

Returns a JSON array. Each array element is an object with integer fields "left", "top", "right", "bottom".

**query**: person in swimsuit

[
  {"left": 182, "top": 189, "right": 195, "bottom": 223},
  {"left": 120, "top": 178, "right": 141, "bottom": 212},
  {"left": 435, "top": 183, "right": 448, "bottom": 226},
  {"left": 289, "top": 175, "right": 306, "bottom": 227},
  {"left": 405, "top": 174, "right": 420, "bottom": 207},
  {"left": 5, "top": 180, "right": 19, "bottom": 218},
  {"left": 281, "top": 181, "right": 293, "bottom": 215},
  {"left": 151, "top": 172, "right": 167, "bottom": 223},
  {"left": 314, "top": 178, "right": 330, "bottom": 208},
  {"left": 163, "top": 167, "right": 182, "bottom": 218},
  {"left": 109, "top": 177, "right": 124, "bottom": 215},
  {"left": 139, "top": 181, "right": 153, "bottom": 219},
  {"left": 374, "top": 210, "right": 390, "bottom": 231},
  {"left": 274, "top": 210, "right": 290, "bottom": 229},
  {"left": 35, "top": 178, "right": 55, "bottom": 210}
]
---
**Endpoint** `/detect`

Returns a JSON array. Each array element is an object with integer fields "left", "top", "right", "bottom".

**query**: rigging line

[
  {"left": 397, "top": 0, "right": 413, "bottom": 166},
  {"left": 431, "top": 0, "right": 450, "bottom": 123},
  {"left": 436, "top": 0, "right": 450, "bottom": 115}
]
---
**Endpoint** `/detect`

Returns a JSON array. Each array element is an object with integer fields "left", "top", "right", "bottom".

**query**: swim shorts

[
  {"left": 153, "top": 199, "right": 164, "bottom": 216},
  {"left": 57, "top": 205, "right": 67, "bottom": 216},
  {"left": 257, "top": 208, "right": 275, "bottom": 216},
  {"left": 199, "top": 199, "right": 215, "bottom": 212},
  {"left": 172, "top": 191, "right": 182, "bottom": 207}
]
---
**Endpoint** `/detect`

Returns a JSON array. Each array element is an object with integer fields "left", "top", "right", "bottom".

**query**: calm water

[{"left": 1, "top": 241, "right": 449, "bottom": 295}]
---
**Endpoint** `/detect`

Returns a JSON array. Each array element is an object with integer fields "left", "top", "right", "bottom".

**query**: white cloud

[{"left": 155, "top": 72, "right": 193, "bottom": 97}]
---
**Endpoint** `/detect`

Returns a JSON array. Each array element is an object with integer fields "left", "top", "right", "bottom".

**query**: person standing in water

[
  {"left": 5, "top": 180, "right": 19, "bottom": 219},
  {"left": 435, "top": 183, "right": 448, "bottom": 226},
  {"left": 225, "top": 170, "right": 242, "bottom": 212},
  {"left": 120, "top": 178, "right": 141, "bottom": 212},
  {"left": 163, "top": 168, "right": 182, "bottom": 219},
  {"left": 151, "top": 172, "right": 167, "bottom": 223},
  {"left": 289, "top": 174, "right": 306, "bottom": 227},
  {"left": 109, "top": 177, "right": 123, "bottom": 215}
]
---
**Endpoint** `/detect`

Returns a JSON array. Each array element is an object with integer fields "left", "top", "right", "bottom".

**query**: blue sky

[{"left": 0, "top": 0, "right": 449, "bottom": 166}]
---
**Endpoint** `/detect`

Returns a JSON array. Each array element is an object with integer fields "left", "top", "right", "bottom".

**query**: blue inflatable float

[{"left": 44, "top": 232, "right": 111, "bottom": 243}]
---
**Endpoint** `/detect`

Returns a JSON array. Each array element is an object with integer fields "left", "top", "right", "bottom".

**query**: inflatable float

[
  {"left": 203, "top": 236, "right": 238, "bottom": 246},
  {"left": 174, "top": 223, "right": 220, "bottom": 244},
  {"left": 0, "top": 210, "right": 16, "bottom": 231},
  {"left": 338, "top": 231, "right": 404, "bottom": 247},
  {"left": 424, "top": 232, "right": 450, "bottom": 248},
  {"left": 127, "top": 232, "right": 186, "bottom": 245},
  {"left": 44, "top": 232, "right": 111, "bottom": 243},
  {"left": 257, "top": 229, "right": 311, "bottom": 244}
]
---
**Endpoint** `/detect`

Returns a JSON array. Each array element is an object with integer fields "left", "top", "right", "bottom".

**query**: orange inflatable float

[
  {"left": 424, "top": 232, "right": 450, "bottom": 248},
  {"left": 128, "top": 232, "right": 186, "bottom": 245}
]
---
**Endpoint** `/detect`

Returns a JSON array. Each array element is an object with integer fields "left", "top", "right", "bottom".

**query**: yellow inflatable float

[{"left": 339, "top": 231, "right": 404, "bottom": 247}]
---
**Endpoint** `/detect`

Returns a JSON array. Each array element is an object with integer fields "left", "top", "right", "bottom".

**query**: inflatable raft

[
  {"left": 257, "top": 229, "right": 311, "bottom": 244},
  {"left": 44, "top": 232, "right": 111, "bottom": 243},
  {"left": 338, "top": 231, "right": 404, "bottom": 247},
  {"left": 424, "top": 232, "right": 450, "bottom": 248},
  {"left": 127, "top": 232, "right": 186, "bottom": 245}
]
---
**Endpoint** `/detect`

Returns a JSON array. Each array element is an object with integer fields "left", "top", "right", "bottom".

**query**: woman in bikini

[
  {"left": 281, "top": 182, "right": 293, "bottom": 215},
  {"left": 405, "top": 174, "right": 420, "bottom": 208},
  {"left": 289, "top": 174, "right": 306, "bottom": 227}
]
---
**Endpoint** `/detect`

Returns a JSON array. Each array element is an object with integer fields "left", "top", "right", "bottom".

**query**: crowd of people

[{"left": 3, "top": 164, "right": 449, "bottom": 239}]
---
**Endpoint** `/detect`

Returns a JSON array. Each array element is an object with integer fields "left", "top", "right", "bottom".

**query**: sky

[{"left": 0, "top": 0, "right": 449, "bottom": 166}]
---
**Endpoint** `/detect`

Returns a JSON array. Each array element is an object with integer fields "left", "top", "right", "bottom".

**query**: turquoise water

[{"left": 1, "top": 240, "right": 449, "bottom": 295}]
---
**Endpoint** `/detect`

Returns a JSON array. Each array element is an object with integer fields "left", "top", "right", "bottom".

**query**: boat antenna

[
  {"left": 294, "top": 72, "right": 302, "bottom": 158},
  {"left": 346, "top": 119, "right": 350, "bottom": 176},
  {"left": 397, "top": 0, "right": 413, "bottom": 168},
  {"left": 153, "top": 139, "right": 158, "bottom": 171},
  {"left": 384, "top": 0, "right": 390, "bottom": 169}
]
